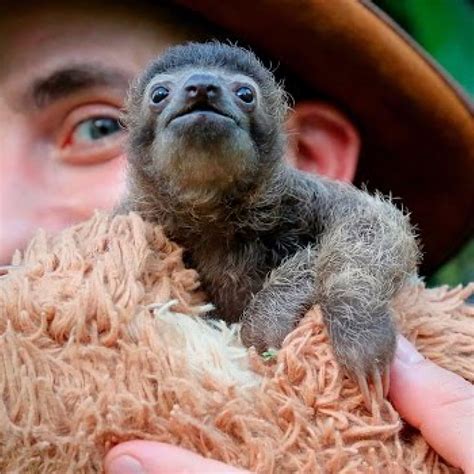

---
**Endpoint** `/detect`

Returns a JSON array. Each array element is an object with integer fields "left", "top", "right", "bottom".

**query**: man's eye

[
  {"left": 59, "top": 106, "right": 126, "bottom": 166},
  {"left": 73, "top": 117, "right": 121, "bottom": 142}
]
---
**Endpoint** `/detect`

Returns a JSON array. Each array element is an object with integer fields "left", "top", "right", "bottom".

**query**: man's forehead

[
  {"left": 0, "top": 1, "right": 213, "bottom": 84},
  {"left": 2, "top": 21, "right": 162, "bottom": 77}
]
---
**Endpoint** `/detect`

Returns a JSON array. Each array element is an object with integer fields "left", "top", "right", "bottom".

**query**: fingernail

[
  {"left": 106, "top": 455, "right": 144, "bottom": 474},
  {"left": 395, "top": 336, "right": 424, "bottom": 365}
]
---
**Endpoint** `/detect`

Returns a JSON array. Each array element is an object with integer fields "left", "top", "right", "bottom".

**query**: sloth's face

[
  {"left": 146, "top": 67, "right": 259, "bottom": 137},
  {"left": 132, "top": 67, "right": 274, "bottom": 192}
]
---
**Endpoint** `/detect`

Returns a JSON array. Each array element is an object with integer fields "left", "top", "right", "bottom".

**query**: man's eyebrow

[{"left": 29, "top": 64, "right": 132, "bottom": 108}]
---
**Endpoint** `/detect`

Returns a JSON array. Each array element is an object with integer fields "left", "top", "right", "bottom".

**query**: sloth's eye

[
  {"left": 150, "top": 86, "right": 169, "bottom": 104},
  {"left": 235, "top": 87, "right": 254, "bottom": 103}
]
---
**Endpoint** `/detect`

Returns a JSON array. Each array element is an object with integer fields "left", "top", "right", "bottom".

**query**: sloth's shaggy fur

[{"left": 121, "top": 42, "right": 421, "bottom": 380}]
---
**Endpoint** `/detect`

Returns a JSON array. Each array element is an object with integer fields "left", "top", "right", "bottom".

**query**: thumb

[
  {"left": 389, "top": 336, "right": 474, "bottom": 473},
  {"left": 105, "top": 440, "right": 250, "bottom": 474}
]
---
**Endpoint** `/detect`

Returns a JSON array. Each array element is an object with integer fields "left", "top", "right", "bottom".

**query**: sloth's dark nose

[{"left": 183, "top": 73, "right": 221, "bottom": 100}]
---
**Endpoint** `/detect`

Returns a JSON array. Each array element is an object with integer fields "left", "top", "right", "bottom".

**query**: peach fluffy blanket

[{"left": 1, "top": 212, "right": 473, "bottom": 473}]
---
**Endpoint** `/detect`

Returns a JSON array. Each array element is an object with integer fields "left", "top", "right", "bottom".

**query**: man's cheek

[
  {"left": 55, "top": 153, "right": 127, "bottom": 216},
  {"left": 0, "top": 215, "right": 35, "bottom": 264},
  {"left": 0, "top": 153, "right": 126, "bottom": 264}
]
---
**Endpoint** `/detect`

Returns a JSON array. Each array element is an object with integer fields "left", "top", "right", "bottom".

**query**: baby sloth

[{"left": 121, "top": 42, "right": 420, "bottom": 402}]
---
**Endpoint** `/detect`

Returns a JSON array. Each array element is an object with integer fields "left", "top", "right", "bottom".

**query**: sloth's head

[{"left": 125, "top": 42, "right": 289, "bottom": 194}]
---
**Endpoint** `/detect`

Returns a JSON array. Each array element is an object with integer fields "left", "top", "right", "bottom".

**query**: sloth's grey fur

[{"left": 120, "top": 42, "right": 421, "bottom": 381}]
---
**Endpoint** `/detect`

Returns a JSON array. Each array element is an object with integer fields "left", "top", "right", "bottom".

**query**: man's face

[
  {"left": 0, "top": 3, "right": 202, "bottom": 264},
  {"left": 0, "top": 3, "right": 360, "bottom": 265}
]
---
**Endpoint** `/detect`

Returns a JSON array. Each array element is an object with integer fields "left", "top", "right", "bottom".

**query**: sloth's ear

[{"left": 285, "top": 102, "right": 360, "bottom": 183}]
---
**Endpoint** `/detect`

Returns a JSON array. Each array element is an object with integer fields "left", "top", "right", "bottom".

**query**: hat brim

[{"left": 173, "top": 0, "right": 474, "bottom": 273}]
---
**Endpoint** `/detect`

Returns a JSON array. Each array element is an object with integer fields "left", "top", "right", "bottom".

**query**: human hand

[
  {"left": 390, "top": 335, "right": 474, "bottom": 473},
  {"left": 104, "top": 441, "right": 250, "bottom": 474}
]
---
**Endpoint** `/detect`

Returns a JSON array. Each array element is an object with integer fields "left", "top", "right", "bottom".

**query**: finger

[
  {"left": 104, "top": 441, "right": 250, "bottom": 474},
  {"left": 389, "top": 336, "right": 474, "bottom": 473}
]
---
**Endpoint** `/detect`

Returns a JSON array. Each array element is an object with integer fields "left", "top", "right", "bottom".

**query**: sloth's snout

[
  {"left": 165, "top": 72, "right": 238, "bottom": 126},
  {"left": 183, "top": 73, "right": 222, "bottom": 103}
]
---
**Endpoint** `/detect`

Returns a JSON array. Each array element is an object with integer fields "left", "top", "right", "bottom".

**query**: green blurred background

[{"left": 374, "top": 0, "right": 474, "bottom": 288}]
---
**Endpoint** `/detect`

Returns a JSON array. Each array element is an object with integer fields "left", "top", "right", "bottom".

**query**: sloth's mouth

[{"left": 169, "top": 103, "right": 235, "bottom": 124}]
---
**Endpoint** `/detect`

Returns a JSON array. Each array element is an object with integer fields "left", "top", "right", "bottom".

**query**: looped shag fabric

[{"left": 0, "top": 212, "right": 473, "bottom": 473}]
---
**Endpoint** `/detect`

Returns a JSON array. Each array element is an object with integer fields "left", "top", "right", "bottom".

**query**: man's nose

[{"left": 183, "top": 73, "right": 222, "bottom": 101}]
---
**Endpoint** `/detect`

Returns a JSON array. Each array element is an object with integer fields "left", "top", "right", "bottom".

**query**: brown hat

[{"left": 173, "top": 0, "right": 474, "bottom": 274}]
